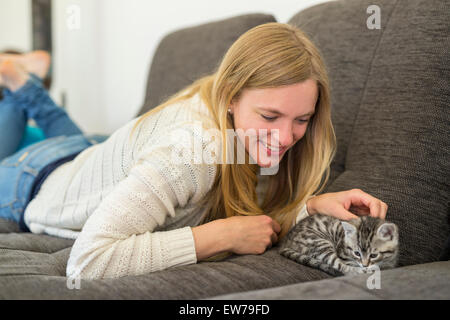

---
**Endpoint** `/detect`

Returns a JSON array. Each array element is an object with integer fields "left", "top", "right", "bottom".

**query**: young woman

[{"left": 0, "top": 23, "right": 388, "bottom": 280}]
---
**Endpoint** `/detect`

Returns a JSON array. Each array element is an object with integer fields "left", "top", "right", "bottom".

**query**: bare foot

[
  {"left": 0, "top": 59, "right": 30, "bottom": 92},
  {"left": 22, "top": 51, "right": 51, "bottom": 79},
  {"left": 0, "top": 50, "right": 51, "bottom": 80}
]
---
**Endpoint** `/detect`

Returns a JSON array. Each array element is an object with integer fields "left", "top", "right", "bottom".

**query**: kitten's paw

[
  {"left": 343, "top": 266, "right": 366, "bottom": 276},
  {"left": 360, "top": 267, "right": 370, "bottom": 274}
]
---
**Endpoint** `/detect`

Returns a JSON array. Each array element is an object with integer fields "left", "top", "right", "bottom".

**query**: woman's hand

[
  {"left": 225, "top": 215, "right": 281, "bottom": 255},
  {"left": 306, "top": 189, "right": 388, "bottom": 220},
  {"left": 191, "top": 215, "right": 281, "bottom": 261}
]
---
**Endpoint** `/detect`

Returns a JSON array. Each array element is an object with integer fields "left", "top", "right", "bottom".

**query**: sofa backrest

[
  {"left": 288, "top": 0, "right": 449, "bottom": 266},
  {"left": 137, "top": 13, "right": 276, "bottom": 116}
]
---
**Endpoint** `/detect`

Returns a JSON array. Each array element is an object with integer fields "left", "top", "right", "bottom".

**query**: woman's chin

[
  {"left": 254, "top": 153, "right": 282, "bottom": 168},
  {"left": 259, "top": 162, "right": 275, "bottom": 168}
]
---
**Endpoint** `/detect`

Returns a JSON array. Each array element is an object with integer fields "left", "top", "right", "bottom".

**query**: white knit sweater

[{"left": 24, "top": 92, "right": 310, "bottom": 280}]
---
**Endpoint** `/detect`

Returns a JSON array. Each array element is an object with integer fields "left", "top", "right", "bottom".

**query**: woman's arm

[
  {"left": 192, "top": 215, "right": 281, "bottom": 260},
  {"left": 191, "top": 219, "right": 230, "bottom": 261},
  {"left": 66, "top": 127, "right": 217, "bottom": 280},
  {"left": 192, "top": 195, "right": 323, "bottom": 260}
]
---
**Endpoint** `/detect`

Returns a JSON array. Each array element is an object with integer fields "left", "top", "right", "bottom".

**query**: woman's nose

[{"left": 272, "top": 124, "right": 294, "bottom": 148}]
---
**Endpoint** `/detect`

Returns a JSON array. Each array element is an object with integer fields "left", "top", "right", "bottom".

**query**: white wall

[
  {"left": 0, "top": 0, "right": 32, "bottom": 52},
  {"left": 51, "top": 0, "right": 107, "bottom": 133},
  {"left": 1, "top": 0, "right": 333, "bottom": 135}
]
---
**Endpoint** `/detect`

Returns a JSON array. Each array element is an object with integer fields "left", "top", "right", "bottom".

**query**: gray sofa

[{"left": 1, "top": 0, "right": 449, "bottom": 300}]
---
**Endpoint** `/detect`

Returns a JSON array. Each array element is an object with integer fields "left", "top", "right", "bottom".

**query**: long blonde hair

[{"left": 131, "top": 22, "right": 336, "bottom": 250}]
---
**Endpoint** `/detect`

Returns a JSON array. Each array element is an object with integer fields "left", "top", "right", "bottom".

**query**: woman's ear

[
  {"left": 229, "top": 90, "right": 243, "bottom": 113},
  {"left": 228, "top": 98, "right": 237, "bottom": 114},
  {"left": 228, "top": 100, "right": 238, "bottom": 116}
]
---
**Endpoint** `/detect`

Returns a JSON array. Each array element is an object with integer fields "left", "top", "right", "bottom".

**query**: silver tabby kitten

[{"left": 278, "top": 213, "right": 399, "bottom": 276}]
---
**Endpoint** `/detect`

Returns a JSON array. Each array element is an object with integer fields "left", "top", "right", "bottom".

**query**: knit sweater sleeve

[
  {"left": 291, "top": 195, "right": 316, "bottom": 228},
  {"left": 66, "top": 125, "right": 217, "bottom": 280}
]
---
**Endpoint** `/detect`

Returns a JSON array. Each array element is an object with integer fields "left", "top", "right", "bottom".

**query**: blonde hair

[{"left": 130, "top": 22, "right": 336, "bottom": 258}]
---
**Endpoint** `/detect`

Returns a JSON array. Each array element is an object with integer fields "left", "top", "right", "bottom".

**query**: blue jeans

[{"left": 0, "top": 75, "right": 108, "bottom": 229}]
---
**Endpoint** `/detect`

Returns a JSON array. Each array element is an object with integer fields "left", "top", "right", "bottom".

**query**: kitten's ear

[
  {"left": 377, "top": 223, "right": 398, "bottom": 241},
  {"left": 341, "top": 221, "right": 357, "bottom": 237}
]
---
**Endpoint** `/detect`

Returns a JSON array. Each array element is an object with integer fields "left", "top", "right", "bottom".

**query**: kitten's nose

[{"left": 362, "top": 258, "right": 370, "bottom": 267}]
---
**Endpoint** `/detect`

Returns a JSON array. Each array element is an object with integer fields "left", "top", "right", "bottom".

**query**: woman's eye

[
  {"left": 260, "top": 114, "right": 309, "bottom": 123},
  {"left": 261, "top": 115, "right": 277, "bottom": 121}
]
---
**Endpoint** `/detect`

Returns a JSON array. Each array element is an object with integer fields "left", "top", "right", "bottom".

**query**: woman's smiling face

[{"left": 229, "top": 79, "right": 318, "bottom": 168}]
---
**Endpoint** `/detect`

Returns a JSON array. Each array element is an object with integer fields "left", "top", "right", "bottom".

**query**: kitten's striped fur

[{"left": 278, "top": 214, "right": 399, "bottom": 276}]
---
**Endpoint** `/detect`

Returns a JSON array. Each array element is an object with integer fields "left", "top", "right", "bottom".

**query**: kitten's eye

[
  {"left": 370, "top": 253, "right": 379, "bottom": 259},
  {"left": 353, "top": 251, "right": 361, "bottom": 257}
]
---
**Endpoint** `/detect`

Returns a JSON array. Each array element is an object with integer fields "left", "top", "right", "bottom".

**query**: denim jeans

[{"left": 0, "top": 75, "right": 108, "bottom": 228}]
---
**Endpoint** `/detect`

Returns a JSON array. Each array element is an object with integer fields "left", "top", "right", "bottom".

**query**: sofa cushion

[
  {"left": 0, "top": 229, "right": 75, "bottom": 277},
  {"left": 0, "top": 239, "right": 330, "bottom": 299},
  {"left": 137, "top": 13, "right": 276, "bottom": 116},
  {"left": 288, "top": 0, "right": 449, "bottom": 266},
  {"left": 211, "top": 260, "right": 450, "bottom": 300}
]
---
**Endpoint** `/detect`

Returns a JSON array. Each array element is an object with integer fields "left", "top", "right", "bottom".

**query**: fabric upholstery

[
  {"left": 211, "top": 260, "right": 450, "bottom": 300},
  {"left": 288, "top": 0, "right": 449, "bottom": 267},
  {"left": 137, "top": 13, "right": 276, "bottom": 116},
  {"left": 0, "top": 242, "right": 330, "bottom": 299}
]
